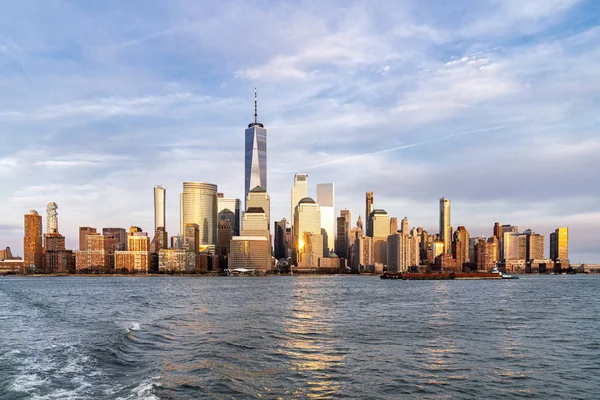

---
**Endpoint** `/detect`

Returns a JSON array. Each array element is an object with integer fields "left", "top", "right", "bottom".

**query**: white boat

[{"left": 491, "top": 266, "right": 519, "bottom": 279}]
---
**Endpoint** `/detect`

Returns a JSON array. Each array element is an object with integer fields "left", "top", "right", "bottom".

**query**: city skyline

[{"left": 0, "top": 1, "right": 599, "bottom": 262}]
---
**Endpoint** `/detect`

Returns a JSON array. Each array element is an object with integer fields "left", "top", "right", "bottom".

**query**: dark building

[
  {"left": 217, "top": 221, "right": 233, "bottom": 262},
  {"left": 274, "top": 218, "right": 288, "bottom": 260},
  {"left": 103, "top": 228, "right": 127, "bottom": 251}
]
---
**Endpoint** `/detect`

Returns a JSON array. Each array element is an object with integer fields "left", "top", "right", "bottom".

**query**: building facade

[
  {"left": 291, "top": 174, "right": 308, "bottom": 224},
  {"left": 46, "top": 202, "right": 58, "bottom": 234},
  {"left": 293, "top": 197, "right": 322, "bottom": 268},
  {"left": 217, "top": 194, "right": 241, "bottom": 236},
  {"left": 370, "top": 209, "right": 389, "bottom": 265},
  {"left": 24, "top": 210, "right": 43, "bottom": 271},
  {"left": 439, "top": 198, "right": 451, "bottom": 254},
  {"left": 180, "top": 182, "right": 218, "bottom": 253},
  {"left": 154, "top": 185, "right": 166, "bottom": 232},
  {"left": 316, "top": 183, "right": 335, "bottom": 255},
  {"left": 229, "top": 236, "right": 271, "bottom": 271},
  {"left": 550, "top": 227, "right": 569, "bottom": 262},
  {"left": 244, "top": 89, "right": 267, "bottom": 203}
]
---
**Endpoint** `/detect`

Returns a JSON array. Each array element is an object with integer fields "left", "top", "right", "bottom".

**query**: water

[{"left": 1, "top": 275, "right": 599, "bottom": 399}]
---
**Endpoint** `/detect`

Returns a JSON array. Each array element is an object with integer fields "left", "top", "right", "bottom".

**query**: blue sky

[{"left": 0, "top": 0, "right": 599, "bottom": 262}]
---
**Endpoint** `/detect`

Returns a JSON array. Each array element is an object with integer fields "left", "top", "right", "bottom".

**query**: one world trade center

[{"left": 244, "top": 88, "right": 267, "bottom": 205}]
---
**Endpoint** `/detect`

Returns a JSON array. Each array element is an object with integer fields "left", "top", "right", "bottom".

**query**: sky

[{"left": 0, "top": 0, "right": 599, "bottom": 263}]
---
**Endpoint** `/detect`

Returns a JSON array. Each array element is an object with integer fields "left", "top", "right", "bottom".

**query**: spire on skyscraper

[{"left": 254, "top": 87, "right": 258, "bottom": 124}]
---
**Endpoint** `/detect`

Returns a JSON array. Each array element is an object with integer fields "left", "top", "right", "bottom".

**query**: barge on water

[{"left": 380, "top": 272, "right": 502, "bottom": 280}]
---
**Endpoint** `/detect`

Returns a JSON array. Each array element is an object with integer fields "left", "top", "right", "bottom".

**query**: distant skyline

[{"left": 0, "top": 1, "right": 599, "bottom": 262}]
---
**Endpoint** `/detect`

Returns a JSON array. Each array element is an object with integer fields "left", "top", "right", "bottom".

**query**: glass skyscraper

[
  {"left": 244, "top": 89, "right": 267, "bottom": 204},
  {"left": 180, "top": 182, "right": 218, "bottom": 253}
]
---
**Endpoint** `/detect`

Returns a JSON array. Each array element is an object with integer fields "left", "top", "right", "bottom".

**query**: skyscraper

[
  {"left": 244, "top": 88, "right": 267, "bottom": 204},
  {"left": 439, "top": 198, "right": 451, "bottom": 253},
  {"left": 453, "top": 226, "right": 470, "bottom": 267},
  {"left": 400, "top": 217, "right": 409, "bottom": 234},
  {"left": 293, "top": 197, "right": 322, "bottom": 268},
  {"left": 46, "top": 202, "right": 58, "bottom": 234},
  {"left": 79, "top": 227, "right": 97, "bottom": 251},
  {"left": 524, "top": 230, "right": 545, "bottom": 261},
  {"left": 316, "top": 183, "right": 335, "bottom": 254},
  {"left": 335, "top": 209, "right": 351, "bottom": 259},
  {"left": 246, "top": 186, "right": 270, "bottom": 228},
  {"left": 365, "top": 192, "right": 374, "bottom": 236},
  {"left": 180, "top": 182, "right": 218, "bottom": 253},
  {"left": 389, "top": 217, "right": 398, "bottom": 235},
  {"left": 274, "top": 218, "right": 288, "bottom": 260},
  {"left": 291, "top": 174, "right": 308, "bottom": 223},
  {"left": 24, "top": 210, "right": 43, "bottom": 270},
  {"left": 217, "top": 193, "right": 241, "bottom": 236},
  {"left": 154, "top": 185, "right": 166, "bottom": 231},
  {"left": 550, "top": 227, "right": 569, "bottom": 261},
  {"left": 370, "top": 209, "right": 389, "bottom": 265}
]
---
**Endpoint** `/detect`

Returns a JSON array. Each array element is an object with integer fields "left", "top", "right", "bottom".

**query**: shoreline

[{"left": 0, "top": 272, "right": 592, "bottom": 278}]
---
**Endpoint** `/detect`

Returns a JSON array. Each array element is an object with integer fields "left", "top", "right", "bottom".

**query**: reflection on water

[{"left": 280, "top": 280, "right": 342, "bottom": 398}]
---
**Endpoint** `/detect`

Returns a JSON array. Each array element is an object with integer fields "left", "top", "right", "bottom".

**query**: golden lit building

[
  {"left": 158, "top": 249, "right": 197, "bottom": 273},
  {"left": 453, "top": 226, "right": 470, "bottom": 267},
  {"left": 550, "top": 227, "right": 569, "bottom": 262},
  {"left": 229, "top": 236, "right": 272, "bottom": 271},
  {"left": 370, "top": 209, "right": 389, "bottom": 265},
  {"left": 246, "top": 186, "right": 270, "bottom": 227},
  {"left": 114, "top": 233, "right": 150, "bottom": 273},
  {"left": 24, "top": 210, "right": 43, "bottom": 271},
  {"left": 290, "top": 174, "right": 308, "bottom": 228},
  {"left": 76, "top": 233, "right": 110, "bottom": 272},
  {"left": 293, "top": 197, "right": 322, "bottom": 268},
  {"left": 180, "top": 182, "right": 218, "bottom": 253},
  {"left": 439, "top": 197, "right": 451, "bottom": 254}
]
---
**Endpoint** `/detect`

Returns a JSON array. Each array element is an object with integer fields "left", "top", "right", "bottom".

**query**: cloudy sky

[{"left": 0, "top": 0, "right": 598, "bottom": 262}]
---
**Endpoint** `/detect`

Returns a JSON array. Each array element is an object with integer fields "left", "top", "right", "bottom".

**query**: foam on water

[{"left": 116, "top": 376, "right": 162, "bottom": 400}]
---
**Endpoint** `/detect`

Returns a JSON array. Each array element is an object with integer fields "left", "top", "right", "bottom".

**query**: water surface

[{"left": 1, "top": 275, "right": 598, "bottom": 399}]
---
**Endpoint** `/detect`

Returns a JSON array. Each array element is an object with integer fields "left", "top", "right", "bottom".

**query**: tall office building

[
  {"left": 400, "top": 217, "right": 409, "bottom": 234},
  {"left": 365, "top": 192, "right": 374, "bottom": 236},
  {"left": 370, "top": 209, "right": 390, "bottom": 265},
  {"left": 291, "top": 174, "right": 308, "bottom": 223},
  {"left": 316, "top": 183, "right": 335, "bottom": 254},
  {"left": 217, "top": 193, "right": 241, "bottom": 236},
  {"left": 244, "top": 88, "right": 267, "bottom": 204},
  {"left": 24, "top": 210, "right": 43, "bottom": 270},
  {"left": 335, "top": 209, "right": 351, "bottom": 259},
  {"left": 274, "top": 219, "right": 288, "bottom": 260},
  {"left": 154, "top": 185, "right": 166, "bottom": 231},
  {"left": 180, "top": 182, "right": 218, "bottom": 253},
  {"left": 550, "top": 227, "right": 569, "bottom": 261},
  {"left": 502, "top": 231, "right": 521, "bottom": 261},
  {"left": 453, "top": 226, "right": 470, "bottom": 267},
  {"left": 439, "top": 198, "right": 451, "bottom": 253},
  {"left": 293, "top": 197, "right": 322, "bottom": 268},
  {"left": 387, "top": 232, "right": 419, "bottom": 273},
  {"left": 246, "top": 186, "right": 270, "bottom": 228},
  {"left": 524, "top": 230, "right": 545, "bottom": 261},
  {"left": 46, "top": 202, "right": 58, "bottom": 234},
  {"left": 389, "top": 217, "right": 398, "bottom": 235}
]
